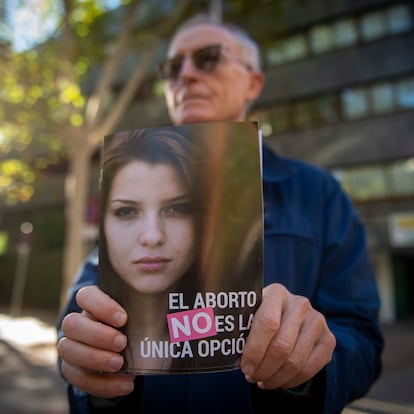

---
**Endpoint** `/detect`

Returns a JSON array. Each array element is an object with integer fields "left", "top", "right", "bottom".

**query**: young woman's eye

[
  {"left": 113, "top": 206, "right": 138, "bottom": 218},
  {"left": 164, "top": 203, "right": 192, "bottom": 217}
]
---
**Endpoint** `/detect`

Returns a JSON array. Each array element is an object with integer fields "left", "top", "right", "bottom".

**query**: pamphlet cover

[{"left": 99, "top": 121, "right": 263, "bottom": 374}]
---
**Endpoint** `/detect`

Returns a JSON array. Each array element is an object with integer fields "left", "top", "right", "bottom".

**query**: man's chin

[{"left": 173, "top": 107, "right": 216, "bottom": 125}]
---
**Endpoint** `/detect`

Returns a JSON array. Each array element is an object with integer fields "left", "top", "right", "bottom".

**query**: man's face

[{"left": 164, "top": 24, "right": 263, "bottom": 125}]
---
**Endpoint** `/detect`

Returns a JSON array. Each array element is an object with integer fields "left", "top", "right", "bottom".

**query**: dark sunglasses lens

[
  {"left": 193, "top": 46, "right": 221, "bottom": 71},
  {"left": 159, "top": 45, "right": 221, "bottom": 79},
  {"left": 160, "top": 56, "right": 183, "bottom": 80}
]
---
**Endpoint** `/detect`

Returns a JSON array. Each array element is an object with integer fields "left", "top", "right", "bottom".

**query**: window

[
  {"left": 360, "top": 11, "right": 387, "bottom": 41},
  {"left": 256, "top": 106, "right": 291, "bottom": 135},
  {"left": 342, "top": 166, "right": 388, "bottom": 200},
  {"left": 341, "top": 87, "right": 370, "bottom": 119},
  {"left": 371, "top": 82, "right": 395, "bottom": 114},
  {"left": 309, "top": 24, "right": 335, "bottom": 54},
  {"left": 265, "top": 3, "right": 414, "bottom": 67},
  {"left": 333, "top": 18, "right": 358, "bottom": 48},
  {"left": 314, "top": 95, "right": 339, "bottom": 124},
  {"left": 283, "top": 35, "right": 308, "bottom": 62},
  {"left": 396, "top": 76, "right": 414, "bottom": 109},
  {"left": 267, "top": 35, "right": 308, "bottom": 65},
  {"left": 333, "top": 159, "right": 414, "bottom": 202},
  {"left": 387, "top": 4, "right": 412, "bottom": 34},
  {"left": 292, "top": 101, "right": 313, "bottom": 129},
  {"left": 267, "top": 41, "right": 285, "bottom": 65},
  {"left": 256, "top": 72, "right": 414, "bottom": 134},
  {"left": 389, "top": 158, "right": 414, "bottom": 196}
]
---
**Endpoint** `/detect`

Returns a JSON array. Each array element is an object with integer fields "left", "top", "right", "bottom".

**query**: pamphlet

[{"left": 99, "top": 121, "right": 263, "bottom": 374}]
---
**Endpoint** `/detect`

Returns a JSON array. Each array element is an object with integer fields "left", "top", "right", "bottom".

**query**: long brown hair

[{"left": 99, "top": 127, "right": 203, "bottom": 303}]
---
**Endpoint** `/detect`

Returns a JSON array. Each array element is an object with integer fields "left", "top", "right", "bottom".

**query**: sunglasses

[{"left": 157, "top": 44, "right": 249, "bottom": 81}]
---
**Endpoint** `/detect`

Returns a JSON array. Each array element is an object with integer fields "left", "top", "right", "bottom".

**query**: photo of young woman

[
  {"left": 99, "top": 122, "right": 263, "bottom": 374},
  {"left": 100, "top": 127, "right": 202, "bottom": 372}
]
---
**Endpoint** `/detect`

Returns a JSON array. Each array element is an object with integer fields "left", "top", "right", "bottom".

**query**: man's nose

[
  {"left": 178, "top": 55, "right": 199, "bottom": 79},
  {"left": 139, "top": 216, "right": 165, "bottom": 246}
]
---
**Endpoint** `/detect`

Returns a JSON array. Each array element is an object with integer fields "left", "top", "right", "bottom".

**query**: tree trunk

[
  {"left": 58, "top": 0, "right": 193, "bottom": 308},
  {"left": 60, "top": 140, "right": 92, "bottom": 307}
]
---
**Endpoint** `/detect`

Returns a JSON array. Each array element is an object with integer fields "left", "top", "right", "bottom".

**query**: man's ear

[{"left": 246, "top": 70, "right": 265, "bottom": 101}]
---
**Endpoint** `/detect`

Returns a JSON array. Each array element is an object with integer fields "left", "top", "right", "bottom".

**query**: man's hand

[
  {"left": 241, "top": 283, "right": 336, "bottom": 390},
  {"left": 57, "top": 286, "right": 135, "bottom": 398}
]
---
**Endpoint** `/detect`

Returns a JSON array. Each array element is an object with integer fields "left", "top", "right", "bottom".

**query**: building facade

[{"left": 250, "top": 0, "right": 414, "bottom": 322}]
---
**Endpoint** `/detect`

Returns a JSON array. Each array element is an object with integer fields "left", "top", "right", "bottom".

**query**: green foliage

[
  {"left": 0, "top": 232, "right": 9, "bottom": 255},
  {"left": 0, "top": 159, "right": 35, "bottom": 204},
  {"left": 0, "top": 0, "right": 110, "bottom": 206},
  {"left": 1, "top": 0, "right": 195, "bottom": 208},
  {"left": 0, "top": 46, "right": 69, "bottom": 205}
]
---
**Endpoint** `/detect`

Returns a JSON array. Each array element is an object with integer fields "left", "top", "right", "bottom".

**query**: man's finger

[
  {"left": 61, "top": 312, "right": 127, "bottom": 352},
  {"left": 241, "top": 284, "right": 286, "bottom": 377},
  {"left": 57, "top": 337, "right": 125, "bottom": 373},
  {"left": 76, "top": 285, "right": 127, "bottom": 328},
  {"left": 61, "top": 361, "right": 134, "bottom": 398}
]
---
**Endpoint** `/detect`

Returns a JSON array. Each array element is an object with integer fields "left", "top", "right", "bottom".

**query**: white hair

[{"left": 171, "top": 14, "right": 262, "bottom": 71}]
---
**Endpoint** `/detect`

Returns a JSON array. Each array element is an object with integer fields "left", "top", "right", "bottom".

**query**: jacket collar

[{"left": 262, "top": 144, "right": 294, "bottom": 183}]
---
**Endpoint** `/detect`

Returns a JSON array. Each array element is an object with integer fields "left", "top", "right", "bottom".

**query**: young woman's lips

[{"left": 134, "top": 257, "right": 171, "bottom": 272}]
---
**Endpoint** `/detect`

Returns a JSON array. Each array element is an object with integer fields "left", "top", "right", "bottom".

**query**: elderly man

[{"left": 57, "top": 15, "right": 383, "bottom": 414}]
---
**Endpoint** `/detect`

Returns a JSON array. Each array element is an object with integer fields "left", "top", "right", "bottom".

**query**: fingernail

[
  {"left": 113, "top": 335, "right": 127, "bottom": 351},
  {"left": 109, "top": 355, "right": 123, "bottom": 370},
  {"left": 245, "top": 375, "right": 255, "bottom": 384},
  {"left": 119, "top": 380, "right": 134, "bottom": 393},
  {"left": 113, "top": 311, "right": 127, "bottom": 326},
  {"left": 242, "top": 364, "right": 254, "bottom": 376}
]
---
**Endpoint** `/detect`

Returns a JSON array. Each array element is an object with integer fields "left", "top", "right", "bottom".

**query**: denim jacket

[{"left": 58, "top": 145, "right": 383, "bottom": 414}]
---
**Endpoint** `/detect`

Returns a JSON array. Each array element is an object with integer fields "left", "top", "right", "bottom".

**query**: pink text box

[{"left": 167, "top": 307, "right": 217, "bottom": 343}]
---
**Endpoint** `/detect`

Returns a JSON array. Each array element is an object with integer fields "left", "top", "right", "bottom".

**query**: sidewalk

[
  {"left": 0, "top": 311, "right": 413, "bottom": 413},
  {"left": 0, "top": 311, "right": 67, "bottom": 414}
]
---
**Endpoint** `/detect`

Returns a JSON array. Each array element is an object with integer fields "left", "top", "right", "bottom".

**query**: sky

[
  {"left": 4, "top": 0, "right": 122, "bottom": 52},
  {"left": 4, "top": 0, "right": 60, "bottom": 51}
]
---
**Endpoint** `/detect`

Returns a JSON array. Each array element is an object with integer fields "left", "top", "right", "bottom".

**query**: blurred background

[{"left": 0, "top": 0, "right": 413, "bottom": 413}]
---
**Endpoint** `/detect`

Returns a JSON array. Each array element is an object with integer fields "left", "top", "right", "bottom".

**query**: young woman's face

[{"left": 104, "top": 160, "right": 195, "bottom": 294}]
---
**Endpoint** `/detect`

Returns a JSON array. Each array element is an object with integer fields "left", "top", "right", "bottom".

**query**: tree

[
  {"left": 1, "top": 0, "right": 193, "bottom": 304},
  {"left": 59, "top": 0, "right": 198, "bottom": 304}
]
